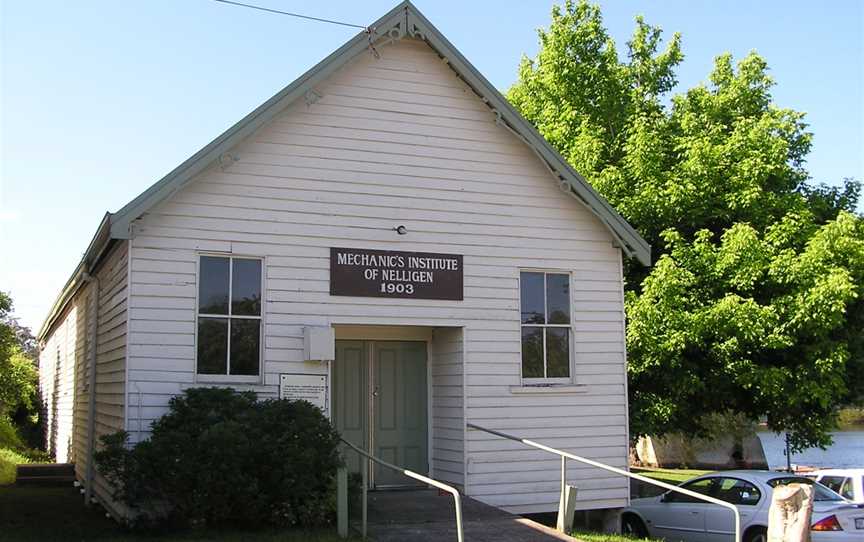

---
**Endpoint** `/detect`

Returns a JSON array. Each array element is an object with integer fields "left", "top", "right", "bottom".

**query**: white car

[
  {"left": 810, "top": 470, "right": 864, "bottom": 504},
  {"left": 622, "top": 470, "right": 864, "bottom": 542}
]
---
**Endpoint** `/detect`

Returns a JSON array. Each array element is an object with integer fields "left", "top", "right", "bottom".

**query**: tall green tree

[
  {"left": 509, "top": 0, "right": 863, "bottom": 450},
  {"left": 0, "top": 292, "right": 39, "bottom": 443}
]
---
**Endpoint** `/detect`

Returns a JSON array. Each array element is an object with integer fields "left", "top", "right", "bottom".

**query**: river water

[{"left": 758, "top": 430, "right": 864, "bottom": 469}]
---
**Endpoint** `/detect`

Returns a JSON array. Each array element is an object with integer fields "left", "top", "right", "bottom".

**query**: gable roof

[{"left": 39, "top": 1, "right": 650, "bottom": 340}]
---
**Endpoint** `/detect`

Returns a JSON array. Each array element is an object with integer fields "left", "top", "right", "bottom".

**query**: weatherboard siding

[
  {"left": 38, "top": 241, "right": 127, "bottom": 515},
  {"left": 430, "top": 326, "right": 464, "bottom": 487},
  {"left": 125, "top": 38, "right": 628, "bottom": 512},
  {"left": 39, "top": 304, "right": 77, "bottom": 464}
]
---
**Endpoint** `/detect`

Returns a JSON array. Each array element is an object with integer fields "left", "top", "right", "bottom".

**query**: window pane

[
  {"left": 197, "top": 317, "right": 227, "bottom": 374},
  {"left": 767, "top": 477, "right": 842, "bottom": 502},
  {"left": 821, "top": 476, "right": 844, "bottom": 493},
  {"left": 546, "top": 274, "right": 570, "bottom": 324},
  {"left": 715, "top": 478, "right": 761, "bottom": 506},
  {"left": 521, "top": 327, "right": 544, "bottom": 378},
  {"left": 520, "top": 272, "right": 545, "bottom": 324},
  {"left": 546, "top": 328, "right": 570, "bottom": 377},
  {"left": 232, "top": 259, "right": 262, "bottom": 316},
  {"left": 667, "top": 478, "right": 716, "bottom": 503},
  {"left": 199, "top": 256, "right": 229, "bottom": 314},
  {"left": 230, "top": 319, "right": 260, "bottom": 376},
  {"left": 840, "top": 479, "right": 854, "bottom": 500},
  {"left": 821, "top": 476, "right": 854, "bottom": 500}
]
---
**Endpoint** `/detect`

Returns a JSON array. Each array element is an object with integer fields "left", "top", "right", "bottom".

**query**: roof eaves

[
  {"left": 404, "top": 4, "right": 651, "bottom": 265},
  {"left": 37, "top": 212, "right": 113, "bottom": 341},
  {"left": 102, "top": 0, "right": 648, "bottom": 264},
  {"left": 109, "top": 2, "right": 413, "bottom": 240}
]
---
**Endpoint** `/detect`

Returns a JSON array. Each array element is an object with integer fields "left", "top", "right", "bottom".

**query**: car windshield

[{"left": 767, "top": 476, "right": 846, "bottom": 502}]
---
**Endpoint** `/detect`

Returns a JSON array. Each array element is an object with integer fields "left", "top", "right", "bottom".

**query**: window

[
  {"left": 197, "top": 255, "right": 262, "bottom": 378},
  {"left": 664, "top": 477, "right": 717, "bottom": 503},
  {"left": 520, "top": 271, "right": 571, "bottom": 381},
  {"left": 767, "top": 477, "right": 845, "bottom": 502},
  {"left": 714, "top": 477, "right": 761, "bottom": 506},
  {"left": 820, "top": 476, "right": 854, "bottom": 500}
]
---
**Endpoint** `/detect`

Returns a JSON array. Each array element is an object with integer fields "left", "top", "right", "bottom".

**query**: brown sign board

[{"left": 330, "top": 247, "right": 463, "bottom": 300}]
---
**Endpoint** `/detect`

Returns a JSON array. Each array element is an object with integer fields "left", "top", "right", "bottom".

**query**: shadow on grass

[
  {"left": 570, "top": 531, "right": 660, "bottom": 542},
  {"left": 0, "top": 485, "right": 352, "bottom": 542}
]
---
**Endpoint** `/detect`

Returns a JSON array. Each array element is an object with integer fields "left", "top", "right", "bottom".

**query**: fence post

[
  {"left": 768, "top": 483, "right": 813, "bottom": 542},
  {"left": 337, "top": 466, "right": 348, "bottom": 538},
  {"left": 557, "top": 456, "right": 568, "bottom": 532},
  {"left": 362, "top": 458, "right": 368, "bottom": 539}
]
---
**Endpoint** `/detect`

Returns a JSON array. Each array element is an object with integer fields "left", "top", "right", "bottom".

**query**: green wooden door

[
  {"left": 332, "top": 340, "right": 428, "bottom": 488},
  {"left": 333, "top": 340, "right": 368, "bottom": 475},
  {"left": 372, "top": 341, "right": 428, "bottom": 487}
]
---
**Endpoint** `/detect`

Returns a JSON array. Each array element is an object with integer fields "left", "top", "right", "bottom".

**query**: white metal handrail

[
  {"left": 467, "top": 423, "right": 742, "bottom": 541},
  {"left": 339, "top": 437, "right": 464, "bottom": 542}
]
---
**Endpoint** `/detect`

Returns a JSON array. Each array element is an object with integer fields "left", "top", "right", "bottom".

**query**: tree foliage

[
  {"left": 509, "top": 0, "right": 863, "bottom": 449},
  {"left": 0, "top": 292, "right": 38, "bottom": 419}
]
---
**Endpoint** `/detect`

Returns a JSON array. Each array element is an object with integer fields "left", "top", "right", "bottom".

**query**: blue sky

[{"left": 1, "top": 0, "right": 862, "bottom": 331}]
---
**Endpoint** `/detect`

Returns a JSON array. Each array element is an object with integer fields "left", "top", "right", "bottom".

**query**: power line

[{"left": 211, "top": 0, "right": 367, "bottom": 30}]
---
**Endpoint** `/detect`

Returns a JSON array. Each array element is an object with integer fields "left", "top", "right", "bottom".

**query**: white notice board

[{"left": 279, "top": 374, "right": 328, "bottom": 417}]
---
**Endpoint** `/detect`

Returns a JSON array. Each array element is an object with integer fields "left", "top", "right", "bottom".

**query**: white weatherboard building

[{"left": 37, "top": 1, "right": 650, "bottom": 521}]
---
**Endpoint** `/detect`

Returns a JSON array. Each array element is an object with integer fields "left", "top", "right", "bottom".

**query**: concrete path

[{"left": 359, "top": 489, "right": 575, "bottom": 541}]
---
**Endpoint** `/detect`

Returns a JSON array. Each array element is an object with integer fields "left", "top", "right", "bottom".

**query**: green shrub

[
  {"left": 0, "top": 416, "right": 23, "bottom": 449},
  {"left": 0, "top": 447, "right": 30, "bottom": 485},
  {"left": 95, "top": 387, "right": 343, "bottom": 529}
]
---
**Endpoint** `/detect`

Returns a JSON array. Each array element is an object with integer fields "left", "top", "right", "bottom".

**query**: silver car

[{"left": 622, "top": 470, "right": 864, "bottom": 542}]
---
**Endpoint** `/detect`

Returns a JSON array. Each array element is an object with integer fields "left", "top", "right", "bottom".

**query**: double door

[{"left": 333, "top": 340, "right": 428, "bottom": 488}]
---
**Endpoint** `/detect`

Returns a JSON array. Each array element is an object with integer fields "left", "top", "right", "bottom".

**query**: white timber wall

[
  {"left": 38, "top": 241, "right": 128, "bottom": 515},
  {"left": 430, "top": 327, "right": 464, "bottom": 487},
  {"left": 39, "top": 305, "right": 77, "bottom": 463},
  {"left": 125, "top": 37, "right": 629, "bottom": 513}
]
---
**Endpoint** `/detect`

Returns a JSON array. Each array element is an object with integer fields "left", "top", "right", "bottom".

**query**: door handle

[
  {"left": 690, "top": 511, "right": 700, "bottom": 515},
  {"left": 372, "top": 386, "right": 380, "bottom": 397}
]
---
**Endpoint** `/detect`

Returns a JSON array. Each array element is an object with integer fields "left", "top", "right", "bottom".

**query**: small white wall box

[{"left": 304, "top": 326, "right": 335, "bottom": 361}]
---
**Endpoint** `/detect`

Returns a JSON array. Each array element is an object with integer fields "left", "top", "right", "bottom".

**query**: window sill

[
  {"left": 190, "top": 375, "right": 263, "bottom": 386},
  {"left": 509, "top": 384, "right": 588, "bottom": 395}
]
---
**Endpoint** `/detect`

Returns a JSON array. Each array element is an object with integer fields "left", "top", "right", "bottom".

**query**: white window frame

[
  {"left": 519, "top": 269, "right": 574, "bottom": 385},
  {"left": 195, "top": 253, "right": 265, "bottom": 384}
]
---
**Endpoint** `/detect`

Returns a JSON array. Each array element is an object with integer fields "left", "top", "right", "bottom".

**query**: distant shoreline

[
  {"left": 755, "top": 406, "right": 864, "bottom": 432},
  {"left": 755, "top": 425, "right": 864, "bottom": 433}
]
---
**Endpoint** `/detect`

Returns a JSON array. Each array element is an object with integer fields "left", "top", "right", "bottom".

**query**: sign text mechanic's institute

[{"left": 330, "top": 247, "right": 463, "bottom": 300}]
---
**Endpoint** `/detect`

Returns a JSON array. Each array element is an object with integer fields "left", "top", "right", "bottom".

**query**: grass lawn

[
  {"left": 571, "top": 531, "right": 660, "bottom": 542},
  {"left": 0, "top": 485, "right": 352, "bottom": 542},
  {"left": 631, "top": 467, "right": 712, "bottom": 486}
]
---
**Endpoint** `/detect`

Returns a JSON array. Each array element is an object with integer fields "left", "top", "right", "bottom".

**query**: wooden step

[
  {"left": 15, "top": 475, "right": 76, "bottom": 487},
  {"left": 15, "top": 463, "right": 76, "bottom": 486}
]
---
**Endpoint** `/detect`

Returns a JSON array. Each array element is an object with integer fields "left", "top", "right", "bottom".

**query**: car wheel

[
  {"left": 744, "top": 526, "right": 768, "bottom": 542},
  {"left": 622, "top": 514, "right": 649, "bottom": 538}
]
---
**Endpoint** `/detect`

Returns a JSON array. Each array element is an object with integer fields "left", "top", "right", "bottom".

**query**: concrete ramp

[{"left": 362, "top": 489, "right": 575, "bottom": 542}]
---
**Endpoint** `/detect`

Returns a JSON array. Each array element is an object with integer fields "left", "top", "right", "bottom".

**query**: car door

[
  {"left": 704, "top": 477, "right": 763, "bottom": 542},
  {"left": 649, "top": 477, "right": 718, "bottom": 542}
]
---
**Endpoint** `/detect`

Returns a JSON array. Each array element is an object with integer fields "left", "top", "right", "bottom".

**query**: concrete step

[{"left": 15, "top": 463, "right": 75, "bottom": 487}]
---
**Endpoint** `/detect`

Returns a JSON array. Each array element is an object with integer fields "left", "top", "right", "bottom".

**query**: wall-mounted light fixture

[{"left": 394, "top": 225, "right": 407, "bottom": 235}]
